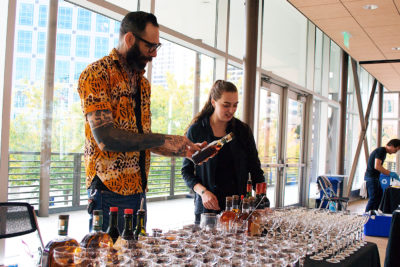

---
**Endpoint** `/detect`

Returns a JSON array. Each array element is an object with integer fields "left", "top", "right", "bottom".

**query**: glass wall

[{"left": 262, "top": 0, "right": 308, "bottom": 87}]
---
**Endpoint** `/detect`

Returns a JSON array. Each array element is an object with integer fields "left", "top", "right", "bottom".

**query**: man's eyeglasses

[{"left": 132, "top": 33, "right": 162, "bottom": 54}]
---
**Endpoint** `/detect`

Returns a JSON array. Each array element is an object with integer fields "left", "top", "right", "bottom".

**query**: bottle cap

[
  {"left": 232, "top": 195, "right": 239, "bottom": 200},
  {"left": 59, "top": 214, "right": 69, "bottom": 220},
  {"left": 241, "top": 195, "right": 244, "bottom": 200},
  {"left": 93, "top": 210, "right": 103, "bottom": 216},
  {"left": 124, "top": 209, "right": 133, "bottom": 214},
  {"left": 110, "top": 207, "right": 118, "bottom": 212}
]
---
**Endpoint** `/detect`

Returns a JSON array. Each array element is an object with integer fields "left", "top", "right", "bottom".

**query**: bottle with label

[
  {"left": 191, "top": 132, "right": 234, "bottom": 165},
  {"left": 134, "top": 198, "right": 147, "bottom": 240},
  {"left": 232, "top": 195, "right": 240, "bottom": 214},
  {"left": 246, "top": 175, "right": 252, "bottom": 198},
  {"left": 106, "top": 207, "right": 120, "bottom": 243},
  {"left": 219, "top": 196, "right": 237, "bottom": 232},
  {"left": 81, "top": 210, "right": 113, "bottom": 249},
  {"left": 113, "top": 209, "right": 135, "bottom": 250},
  {"left": 42, "top": 214, "right": 79, "bottom": 267}
]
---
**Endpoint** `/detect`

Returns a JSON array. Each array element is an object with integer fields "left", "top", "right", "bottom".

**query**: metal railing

[{"left": 8, "top": 151, "right": 190, "bottom": 212}]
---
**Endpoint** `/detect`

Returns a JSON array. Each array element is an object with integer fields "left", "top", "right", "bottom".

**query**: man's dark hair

[
  {"left": 119, "top": 11, "right": 158, "bottom": 38},
  {"left": 387, "top": 139, "right": 400, "bottom": 147}
]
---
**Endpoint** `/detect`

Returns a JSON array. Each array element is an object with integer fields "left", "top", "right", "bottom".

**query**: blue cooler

[
  {"left": 364, "top": 214, "right": 392, "bottom": 237},
  {"left": 379, "top": 174, "right": 391, "bottom": 192}
]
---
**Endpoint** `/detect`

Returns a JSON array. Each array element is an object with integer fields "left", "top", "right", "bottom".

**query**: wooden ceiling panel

[
  {"left": 288, "top": 0, "right": 400, "bottom": 91},
  {"left": 288, "top": 0, "right": 339, "bottom": 8},
  {"left": 300, "top": 4, "right": 350, "bottom": 20}
]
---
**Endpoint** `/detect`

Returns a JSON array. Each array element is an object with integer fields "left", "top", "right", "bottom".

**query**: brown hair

[{"left": 186, "top": 80, "right": 238, "bottom": 133}]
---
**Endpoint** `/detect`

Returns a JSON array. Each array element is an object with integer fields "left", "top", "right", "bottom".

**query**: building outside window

[
  {"left": 15, "top": 57, "right": 31, "bottom": 81},
  {"left": 74, "top": 62, "right": 88, "bottom": 81},
  {"left": 17, "top": 30, "right": 32, "bottom": 53},
  {"left": 56, "top": 33, "right": 71, "bottom": 56},
  {"left": 18, "top": 3, "right": 34, "bottom": 26},
  {"left": 95, "top": 37, "right": 109, "bottom": 58},
  {"left": 54, "top": 60, "right": 70, "bottom": 83},
  {"left": 77, "top": 8, "right": 91, "bottom": 31},
  {"left": 75, "top": 35, "right": 90, "bottom": 57},
  {"left": 57, "top": 6, "right": 73, "bottom": 29},
  {"left": 36, "top": 59, "right": 44, "bottom": 81},
  {"left": 96, "top": 14, "right": 109, "bottom": 33},
  {"left": 37, "top": 32, "right": 46, "bottom": 54},
  {"left": 38, "top": 5, "right": 47, "bottom": 27}
]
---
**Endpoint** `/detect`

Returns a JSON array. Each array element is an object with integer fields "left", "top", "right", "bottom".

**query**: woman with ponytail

[{"left": 181, "top": 80, "right": 265, "bottom": 224}]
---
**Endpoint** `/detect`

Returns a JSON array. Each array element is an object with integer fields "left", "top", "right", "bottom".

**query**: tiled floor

[{"left": 2, "top": 197, "right": 389, "bottom": 266}]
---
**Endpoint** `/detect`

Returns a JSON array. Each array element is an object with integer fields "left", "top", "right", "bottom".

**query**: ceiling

[{"left": 288, "top": 0, "right": 400, "bottom": 91}]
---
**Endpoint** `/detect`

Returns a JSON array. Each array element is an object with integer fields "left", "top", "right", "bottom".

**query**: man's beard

[{"left": 125, "top": 43, "right": 153, "bottom": 71}]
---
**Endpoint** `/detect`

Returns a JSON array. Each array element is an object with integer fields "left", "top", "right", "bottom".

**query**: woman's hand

[{"left": 201, "top": 190, "right": 220, "bottom": 210}]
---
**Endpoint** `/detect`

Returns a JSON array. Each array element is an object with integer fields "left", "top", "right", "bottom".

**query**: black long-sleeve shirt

[{"left": 181, "top": 116, "right": 265, "bottom": 215}]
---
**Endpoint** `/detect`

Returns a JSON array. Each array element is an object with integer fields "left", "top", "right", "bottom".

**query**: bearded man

[{"left": 77, "top": 11, "right": 202, "bottom": 233}]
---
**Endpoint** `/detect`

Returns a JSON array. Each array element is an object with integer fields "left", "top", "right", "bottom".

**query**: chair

[
  {"left": 317, "top": 176, "right": 349, "bottom": 211},
  {"left": 0, "top": 202, "right": 44, "bottom": 249}
]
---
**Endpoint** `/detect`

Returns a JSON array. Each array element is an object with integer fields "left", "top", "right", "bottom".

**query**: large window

[
  {"left": 262, "top": 0, "right": 307, "bottom": 87},
  {"left": 37, "top": 32, "right": 46, "bottom": 54},
  {"left": 55, "top": 60, "right": 70, "bottom": 83},
  {"left": 15, "top": 57, "right": 31, "bottom": 81},
  {"left": 329, "top": 41, "right": 341, "bottom": 101}
]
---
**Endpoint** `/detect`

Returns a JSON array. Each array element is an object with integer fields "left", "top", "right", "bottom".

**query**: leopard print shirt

[{"left": 77, "top": 48, "right": 151, "bottom": 195}]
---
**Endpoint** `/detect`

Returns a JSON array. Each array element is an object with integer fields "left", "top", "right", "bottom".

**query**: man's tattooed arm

[
  {"left": 150, "top": 135, "right": 199, "bottom": 158},
  {"left": 87, "top": 109, "right": 165, "bottom": 152}
]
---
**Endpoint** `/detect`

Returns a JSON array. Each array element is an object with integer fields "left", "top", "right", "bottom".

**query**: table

[
  {"left": 304, "top": 242, "right": 380, "bottom": 267},
  {"left": 385, "top": 210, "right": 400, "bottom": 267},
  {"left": 379, "top": 187, "right": 400, "bottom": 214}
]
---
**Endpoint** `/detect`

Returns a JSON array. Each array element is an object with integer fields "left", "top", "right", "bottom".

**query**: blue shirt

[{"left": 365, "top": 147, "right": 387, "bottom": 180}]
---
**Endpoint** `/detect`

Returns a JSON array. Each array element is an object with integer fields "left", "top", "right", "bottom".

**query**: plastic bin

[
  {"left": 380, "top": 174, "right": 391, "bottom": 193},
  {"left": 364, "top": 214, "right": 392, "bottom": 237}
]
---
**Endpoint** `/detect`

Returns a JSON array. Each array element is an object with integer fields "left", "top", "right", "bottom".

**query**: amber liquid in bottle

[
  {"left": 81, "top": 210, "right": 113, "bottom": 249},
  {"left": 219, "top": 196, "right": 237, "bottom": 232},
  {"left": 191, "top": 132, "right": 234, "bottom": 165},
  {"left": 42, "top": 214, "right": 79, "bottom": 267}
]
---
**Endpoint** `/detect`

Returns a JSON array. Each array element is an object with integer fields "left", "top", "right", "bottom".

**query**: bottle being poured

[{"left": 191, "top": 132, "right": 234, "bottom": 165}]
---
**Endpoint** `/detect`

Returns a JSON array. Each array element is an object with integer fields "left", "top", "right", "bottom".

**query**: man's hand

[
  {"left": 201, "top": 190, "right": 220, "bottom": 210},
  {"left": 151, "top": 135, "right": 202, "bottom": 158}
]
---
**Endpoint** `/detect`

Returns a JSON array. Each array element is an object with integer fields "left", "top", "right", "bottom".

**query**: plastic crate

[{"left": 364, "top": 214, "right": 392, "bottom": 237}]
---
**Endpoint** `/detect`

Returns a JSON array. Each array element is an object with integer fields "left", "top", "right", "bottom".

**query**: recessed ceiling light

[
  {"left": 363, "top": 4, "right": 378, "bottom": 10},
  {"left": 392, "top": 47, "right": 400, "bottom": 51}
]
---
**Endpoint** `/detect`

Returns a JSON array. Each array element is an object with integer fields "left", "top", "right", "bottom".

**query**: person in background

[
  {"left": 181, "top": 80, "right": 265, "bottom": 224},
  {"left": 77, "top": 11, "right": 201, "bottom": 233},
  {"left": 365, "top": 139, "right": 400, "bottom": 212}
]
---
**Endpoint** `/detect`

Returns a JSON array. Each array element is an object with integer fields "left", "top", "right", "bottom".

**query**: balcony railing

[{"left": 8, "top": 151, "right": 190, "bottom": 213}]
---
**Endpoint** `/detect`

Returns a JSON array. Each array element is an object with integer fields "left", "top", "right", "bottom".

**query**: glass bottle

[
  {"left": 246, "top": 174, "right": 252, "bottom": 198},
  {"left": 106, "top": 207, "right": 120, "bottom": 243},
  {"left": 121, "top": 209, "right": 135, "bottom": 241},
  {"left": 219, "top": 196, "right": 237, "bottom": 232},
  {"left": 262, "top": 182, "right": 270, "bottom": 208},
  {"left": 42, "top": 214, "right": 79, "bottom": 267},
  {"left": 232, "top": 195, "right": 240, "bottom": 214},
  {"left": 237, "top": 198, "right": 253, "bottom": 235},
  {"left": 134, "top": 198, "right": 147, "bottom": 239},
  {"left": 191, "top": 132, "right": 234, "bottom": 165},
  {"left": 255, "top": 183, "right": 264, "bottom": 210},
  {"left": 80, "top": 210, "right": 113, "bottom": 249}
]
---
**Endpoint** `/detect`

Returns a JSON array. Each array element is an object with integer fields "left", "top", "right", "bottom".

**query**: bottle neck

[
  {"left": 109, "top": 212, "right": 118, "bottom": 228},
  {"left": 225, "top": 202, "right": 233, "bottom": 211},
  {"left": 92, "top": 214, "right": 103, "bottom": 232},
  {"left": 58, "top": 218, "right": 69, "bottom": 236},
  {"left": 136, "top": 211, "right": 146, "bottom": 230},
  {"left": 123, "top": 214, "right": 133, "bottom": 232}
]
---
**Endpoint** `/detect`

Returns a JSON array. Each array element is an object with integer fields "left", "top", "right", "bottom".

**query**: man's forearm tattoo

[{"left": 87, "top": 110, "right": 113, "bottom": 130}]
